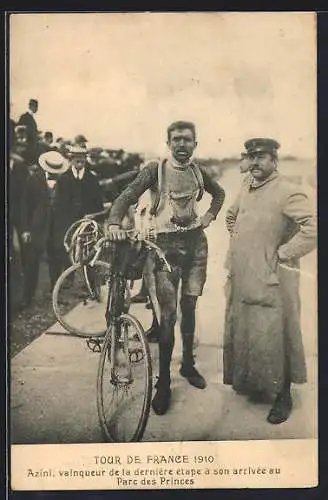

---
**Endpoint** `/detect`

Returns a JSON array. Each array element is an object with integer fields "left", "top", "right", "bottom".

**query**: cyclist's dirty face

[
  {"left": 71, "top": 154, "right": 86, "bottom": 171},
  {"left": 249, "top": 152, "right": 276, "bottom": 181},
  {"left": 167, "top": 128, "right": 197, "bottom": 164}
]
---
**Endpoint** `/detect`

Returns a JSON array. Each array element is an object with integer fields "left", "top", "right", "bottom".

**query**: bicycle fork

[{"left": 110, "top": 319, "right": 133, "bottom": 385}]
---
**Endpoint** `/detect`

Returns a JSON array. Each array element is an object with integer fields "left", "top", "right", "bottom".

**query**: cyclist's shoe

[
  {"left": 152, "top": 380, "right": 171, "bottom": 415},
  {"left": 145, "top": 325, "right": 160, "bottom": 343},
  {"left": 180, "top": 364, "right": 206, "bottom": 390},
  {"left": 131, "top": 293, "right": 148, "bottom": 304}
]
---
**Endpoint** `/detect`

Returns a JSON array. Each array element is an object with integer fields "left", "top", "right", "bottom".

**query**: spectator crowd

[{"left": 9, "top": 98, "right": 144, "bottom": 314}]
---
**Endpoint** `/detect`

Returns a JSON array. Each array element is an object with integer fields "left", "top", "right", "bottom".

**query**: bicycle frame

[{"left": 103, "top": 263, "right": 134, "bottom": 385}]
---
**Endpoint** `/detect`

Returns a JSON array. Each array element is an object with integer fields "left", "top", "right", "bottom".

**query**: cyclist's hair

[{"left": 167, "top": 121, "right": 196, "bottom": 141}]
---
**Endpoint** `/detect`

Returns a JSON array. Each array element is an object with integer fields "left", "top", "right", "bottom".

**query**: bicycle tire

[
  {"left": 97, "top": 313, "right": 152, "bottom": 442},
  {"left": 52, "top": 260, "right": 111, "bottom": 338}
]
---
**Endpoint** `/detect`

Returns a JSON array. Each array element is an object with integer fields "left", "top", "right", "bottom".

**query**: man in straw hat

[
  {"left": 224, "top": 138, "right": 317, "bottom": 424},
  {"left": 20, "top": 151, "right": 69, "bottom": 306},
  {"left": 52, "top": 143, "right": 104, "bottom": 278}
]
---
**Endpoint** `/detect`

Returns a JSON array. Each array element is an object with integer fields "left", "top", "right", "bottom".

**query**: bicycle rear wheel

[
  {"left": 52, "top": 260, "right": 111, "bottom": 337},
  {"left": 97, "top": 313, "right": 152, "bottom": 442}
]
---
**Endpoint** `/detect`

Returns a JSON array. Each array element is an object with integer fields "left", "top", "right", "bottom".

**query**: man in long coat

[{"left": 224, "top": 138, "right": 316, "bottom": 424}]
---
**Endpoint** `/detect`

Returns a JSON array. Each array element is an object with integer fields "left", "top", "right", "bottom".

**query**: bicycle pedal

[
  {"left": 110, "top": 374, "right": 132, "bottom": 386},
  {"left": 86, "top": 338, "right": 103, "bottom": 353},
  {"left": 129, "top": 348, "right": 144, "bottom": 363}
]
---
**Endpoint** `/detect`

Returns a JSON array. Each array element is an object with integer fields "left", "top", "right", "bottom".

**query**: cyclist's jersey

[
  {"left": 108, "top": 159, "right": 226, "bottom": 232},
  {"left": 149, "top": 157, "right": 202, "bottom": 233}
]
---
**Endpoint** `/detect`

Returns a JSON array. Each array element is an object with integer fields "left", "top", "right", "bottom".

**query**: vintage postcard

[{"left": 9, "top": 11, "right": 317, "bottom": 490}]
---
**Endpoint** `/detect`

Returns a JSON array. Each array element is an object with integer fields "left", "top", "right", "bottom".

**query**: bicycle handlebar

[
  {"left": 63, "top": 218, "right": 101, "bottom": 254},
  {"left": 88, "top": 230, "right": 171, "bottom": 272}
]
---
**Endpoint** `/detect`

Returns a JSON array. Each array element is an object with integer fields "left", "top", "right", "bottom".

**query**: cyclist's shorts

[{"left": 155, "top": 227, "right": 208, "bottom": 296}]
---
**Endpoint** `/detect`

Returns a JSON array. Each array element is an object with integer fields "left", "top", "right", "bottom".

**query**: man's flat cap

[{"left": 244, "top": 138, "right": 280, "bottom": 155}]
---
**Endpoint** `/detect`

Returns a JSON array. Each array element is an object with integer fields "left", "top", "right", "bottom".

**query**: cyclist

[{"left": 106, "top": 120, "right": 226, "bottom": 416}]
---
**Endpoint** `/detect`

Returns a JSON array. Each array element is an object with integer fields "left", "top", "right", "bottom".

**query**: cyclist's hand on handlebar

[{"left": 106, "top": 225, "right": 128, "bottom": 241}]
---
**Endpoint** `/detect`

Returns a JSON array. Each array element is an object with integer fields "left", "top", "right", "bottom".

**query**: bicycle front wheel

[
  {"left": 97, "top": 313, "right": 152, "bottom": 442},
  {"left": 52, "top": 261, "right": 111, "bottom": 337}
]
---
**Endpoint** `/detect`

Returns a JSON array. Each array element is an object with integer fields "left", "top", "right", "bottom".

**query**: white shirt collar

[
  {"left": 168, "top": 153, "right": 194, "bottom": 169},
  {"left": 44, "top": 172, "right": 56, "bottom": 189},
  {"left": 71, "top": 166, "right": 85, "bottom": 180}
]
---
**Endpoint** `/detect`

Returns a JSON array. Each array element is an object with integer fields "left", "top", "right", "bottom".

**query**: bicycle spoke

[
  {"left": 97, "top": 314, "right": 152, "bottom": 442},
  {"left": 52, "top": 261, "right": 111, "bottom": 337}
]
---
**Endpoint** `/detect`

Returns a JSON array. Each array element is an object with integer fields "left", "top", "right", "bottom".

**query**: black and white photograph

[{"left": 8, "top": 12, "right": 317, "bottom": 490}]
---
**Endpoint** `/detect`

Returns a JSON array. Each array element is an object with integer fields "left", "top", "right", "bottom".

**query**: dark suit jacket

[
  {"left": 20, "top": 167, "right": 51, "bottom": 251},
  {"left": 9, "top": 157, "right": 30, "bottom": 234},
  {"left": 18, "top": 112, "right": 38, "bottom": 163},
  {"left": 18, "top": 112, "right": 38, "bottom": 141},
  {"left": 53, "top": 168, "right": 104, "bottom": 249}
]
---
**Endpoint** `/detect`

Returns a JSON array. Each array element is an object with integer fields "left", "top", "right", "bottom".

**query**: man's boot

[
  {"left": 267, "top": 382, "right": 293, "bottom": 424},
  {"left": 180, "top": 332, "right": 206, "bottom": 389},
  {"left": 152, "top": 341, "right": 173, "bottom": 415}
]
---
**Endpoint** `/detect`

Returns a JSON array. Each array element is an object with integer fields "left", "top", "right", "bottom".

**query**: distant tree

[{"left": 281, "top": 155, "right": 298, "bottom": 161}]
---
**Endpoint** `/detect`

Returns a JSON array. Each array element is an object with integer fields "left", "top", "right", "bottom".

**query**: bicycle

[
  {"left": 53, "top": 214, "right": 171, "bottom": 441},
  {"left": 52, "top": 217, "right": 110, "bottom": 338},
  {"left": 87, "top": 230, "right": 171, "bottom": 442}
]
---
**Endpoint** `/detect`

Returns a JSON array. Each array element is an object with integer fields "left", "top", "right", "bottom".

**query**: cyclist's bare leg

[
  {"left": 155, "top": 269, "right": 180, "bottom": 383},
  {"left": 180, "top": 294, "right": 197, "bottom": 356},
  {"left": 152, "top": 269, "right": 179, "bottom": 415},
  {"left": 180, "top": 294, "right": 206, "bottom": 389}
]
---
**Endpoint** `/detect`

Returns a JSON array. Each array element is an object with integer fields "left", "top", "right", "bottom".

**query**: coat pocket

[{"left": 240, "top": 267, "right": 281, "bottom": 307}]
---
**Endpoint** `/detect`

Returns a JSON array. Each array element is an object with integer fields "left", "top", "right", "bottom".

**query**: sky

[{"left": 10, "top": 12, "right": 316, "bottom": 158}]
